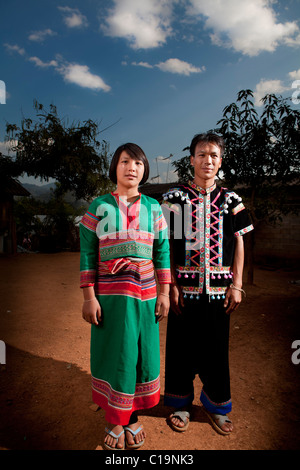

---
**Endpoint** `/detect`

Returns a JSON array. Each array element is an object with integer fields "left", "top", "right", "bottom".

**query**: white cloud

[
  {"left": 4, "top": 43, "right": 25, "bottom": 55},
  {"left": 58, "top": 6, "right": 88, "bottom": 28},
  {"left": 289, "top": 69, "right": 300, "bottom": 80},
  {"left": 59, "top": 64, "right": 111, "bottom": 92},
  {"left": 132, "top": 57, "right": 204, "bottom": 75},
  {"left": 28, "top": 29, "right": 57, "bottom": 42},
  {"left": 132, "top": 61, "right": 153, "bottom": 69},
  {"left": 29, "top": 57, "right": 58, "bottom": 68},
  {"left": 187, "top": 0, "right": 300, "bottom": 56},
  {"left": 101, "top": 0, "right": 173, "bottom": 49},
  {"left": 28, "top": 54, "right": 111, "bottom": 92},
  {"left": 156, "top": 58, "right": 204, "bottom": 75},
  {"left": 254, "top": 79, "right": 288, "bottom": 106}
]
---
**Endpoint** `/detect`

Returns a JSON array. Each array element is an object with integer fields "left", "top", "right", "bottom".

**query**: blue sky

[{"left": 1, "top": 0, "right": 300, "bottom": 185}]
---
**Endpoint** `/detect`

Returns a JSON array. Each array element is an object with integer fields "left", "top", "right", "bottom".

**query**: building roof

[
  {"left": 140, "top": 182, "right": 178, "bottom": 200},
  {"left": 0, "top": 177, "right": 31, "bottom": 197}
]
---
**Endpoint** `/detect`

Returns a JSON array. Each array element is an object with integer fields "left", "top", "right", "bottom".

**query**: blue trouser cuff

[
  {"left": 200, "top": 390, "right": 232, "bottom": 415},
  {"left": 164, "top": 392, "right": 194, "bottom": 409}
]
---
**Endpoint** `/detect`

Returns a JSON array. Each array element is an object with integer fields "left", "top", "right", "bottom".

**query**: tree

[
  {"left": 5, "top": 101, "right": 114, "bottom": 201},
  {"left": 172, "top": 89, "right": 300, "bottom": 283},
  {"left": 215, "top": 90, "right": 300, "bottom": 283}
]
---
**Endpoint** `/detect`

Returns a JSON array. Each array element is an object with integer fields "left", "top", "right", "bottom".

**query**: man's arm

[
  {"left": 169, "top": 238, "right": 185, "bottom": 315},
  {"left": 224, "top": 235, "right": 244, "bottom": 314}
]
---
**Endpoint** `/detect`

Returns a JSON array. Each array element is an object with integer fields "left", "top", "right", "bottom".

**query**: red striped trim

[{"left": 91, "top": 376, "right": 160, "bottom": 425}]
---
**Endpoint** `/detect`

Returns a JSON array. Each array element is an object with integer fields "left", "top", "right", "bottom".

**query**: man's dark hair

[
  {"left": 190, "top": 132, "right": 225, "bottom": 157},
  {"left": 109, "top": 142, "right": 150, "bottom": 185}
]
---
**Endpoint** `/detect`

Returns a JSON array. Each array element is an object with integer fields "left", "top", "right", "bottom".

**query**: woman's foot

[
  {"left": 104, "top": 424, "right": 125, "bottom": 450},
  {"left": 124, "top": 422, "right": 146, "bottom": 449}
]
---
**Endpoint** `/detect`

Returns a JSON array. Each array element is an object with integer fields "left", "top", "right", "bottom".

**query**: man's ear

[{"left": 190, "top": 155, "right": 194, "bottom": 166}]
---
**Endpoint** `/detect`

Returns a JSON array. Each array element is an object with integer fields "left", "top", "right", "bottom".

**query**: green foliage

[
  {"left": 171, "top": 150, "right": 193, "bottom": 182},
  {"left": 14, "top": 186, "right": 86, "bottom": 252},
  {"left": 172, "top": 89, "right": 300, "bottom": 227},
  {"left": 215, "top": 89, "right": 300, "bottom": 226},
  {"left": 5, "top": 101, "right": 114, "bottom": 201}
]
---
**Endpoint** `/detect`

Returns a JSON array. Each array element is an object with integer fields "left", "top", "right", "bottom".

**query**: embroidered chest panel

[{"left": 162, "top": 183, "right": 252, "bottom": 300}]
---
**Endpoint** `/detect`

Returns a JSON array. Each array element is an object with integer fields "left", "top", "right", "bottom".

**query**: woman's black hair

[{"left": 109, "top": 143, "right": 150, "bottom": 185}]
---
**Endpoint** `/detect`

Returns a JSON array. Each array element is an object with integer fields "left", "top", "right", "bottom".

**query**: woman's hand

[
  {"left": 155, "top": 293, "right": 170, "bottom": 321},
  {"left": 82, "top": 297, "right": 101, "bottom": 325}
]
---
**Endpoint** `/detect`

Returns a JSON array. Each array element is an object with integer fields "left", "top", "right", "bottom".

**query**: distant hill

[
  {"left": 21, "top": 182, "right": 88, "bottom": 209},
  {"left": 22, "top": 182, "right": 57, "bottom": 201}
]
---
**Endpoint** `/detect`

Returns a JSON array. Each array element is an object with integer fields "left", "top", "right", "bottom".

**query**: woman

[{"left": 80, "top": 143, "right": 171, "bottom": 450}]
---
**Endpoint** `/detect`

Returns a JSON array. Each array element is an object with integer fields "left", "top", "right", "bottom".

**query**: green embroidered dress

[{"left": 80, "top": 192, "right": 170, "bottom": 425}]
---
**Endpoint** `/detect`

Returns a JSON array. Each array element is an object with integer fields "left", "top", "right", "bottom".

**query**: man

[{"left": 162, "top": 132, "right": 253, "bottom": 435}]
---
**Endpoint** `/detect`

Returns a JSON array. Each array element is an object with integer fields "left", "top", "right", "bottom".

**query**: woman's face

[{"left": 116, "top": 151, "right": 145, "bottom": 190}]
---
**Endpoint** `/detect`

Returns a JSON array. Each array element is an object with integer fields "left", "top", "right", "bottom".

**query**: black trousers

[{"left": 164, "top": 294, "right": 232, "bottom": 415}]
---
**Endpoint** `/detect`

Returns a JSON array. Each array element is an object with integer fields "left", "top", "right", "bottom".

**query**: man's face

[{"left": 190, "top": 142, "right": 222, "bottom": 186}]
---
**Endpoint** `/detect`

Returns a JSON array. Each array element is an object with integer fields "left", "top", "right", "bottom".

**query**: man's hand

[
  {"left": 224, "top": 287, "right": 242, "bottom": 314},
  {"left": 170, "top": 284, "right": 185, "bottom": 315}
]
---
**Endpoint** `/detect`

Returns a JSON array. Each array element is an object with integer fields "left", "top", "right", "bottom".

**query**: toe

[{"left": 170, "top": 415, "right": 185, "bottom": 428}]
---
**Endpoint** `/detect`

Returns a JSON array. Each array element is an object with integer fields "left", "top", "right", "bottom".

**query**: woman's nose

[{"left": 128, "top": 161, "right": 136, "bottom": 172}]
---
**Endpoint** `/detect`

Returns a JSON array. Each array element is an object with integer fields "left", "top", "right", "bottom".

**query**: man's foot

[
  {"left": 104, "top": 424, "right": 125, "bottom": 450},
  {"left": 124, "top": 422, "right": 146, "bottom": 449},
  {"left": 169, "top": 410, "right": 190, "bottom": 432},
  {"left": 203, "top": 409, "right": 233, "bottom": 435}
]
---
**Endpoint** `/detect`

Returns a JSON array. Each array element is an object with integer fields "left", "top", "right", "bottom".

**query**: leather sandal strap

[
  {"left": 124, "top": 425, "right": 143, "bottom": 437},
  {"left": 105, "top": 427, "right": 124, "bottom": 440},
  {"left": 172, "top": 411, "right": 190, "bottom": 424}
]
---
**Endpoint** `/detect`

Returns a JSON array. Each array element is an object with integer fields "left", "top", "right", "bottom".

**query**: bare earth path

[{"left": 0, "top": 253, "right": 299, "bottom": 451}]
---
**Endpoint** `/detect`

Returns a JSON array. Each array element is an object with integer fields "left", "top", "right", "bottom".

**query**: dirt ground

[{"left": 0, "top": 252, "right": 300, "bottom": 451}]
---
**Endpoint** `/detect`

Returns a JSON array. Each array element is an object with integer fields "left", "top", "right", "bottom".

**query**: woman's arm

[{"left": 81, "top": 286, "right": 101, "bottom": 325}]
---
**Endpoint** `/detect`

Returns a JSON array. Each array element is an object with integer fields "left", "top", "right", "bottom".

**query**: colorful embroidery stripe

[
  {"left": 232, "top": 202, "right": 245, "bottom": 215},
  {"left": 156, "top": 268, "right": 171, "bottom": 284},
  {"left": 235, "top": 224, "right": 254, "bottom": 237},
  {"left": 80, "top": 269, "right": 96, "bottom": 287},
  {"left": 91, "top": 376, "right": 160, "bottom": 410},
  {"left": 92, "top": 377, "right": 160, "bottom": 424},
  {"left": 99, "top": 230, "right": 154, "bottom": 242},
  {"left": 100, "top": 241, "right": 153, "bottom": 260},
  {"left": 95, "top": 259, "right": 157, "bottom": 300},
  {"left": 154, "top": 212, "right": 168, "bottom": 232},
  {"left": 80, "top": 211, "right": 99, "bottom": 232}
]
